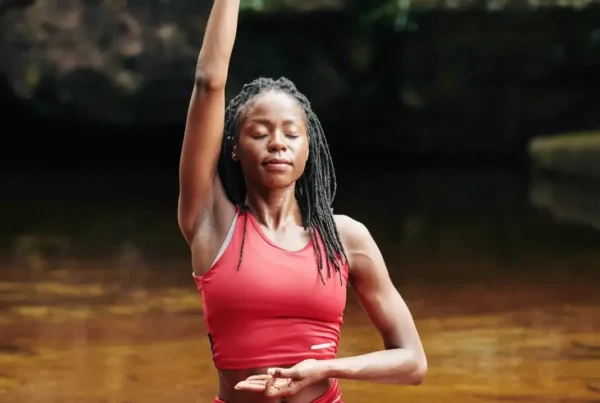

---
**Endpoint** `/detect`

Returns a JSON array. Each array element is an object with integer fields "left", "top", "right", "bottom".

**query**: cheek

[
  {"left": 296, "top": 143, "right": 309, "bottom": 171},
  {"left": 237, "top": 140, "right": 261, "bottom": 162},
  {"left": 297, "top": 137, "right": 309, "bottom": 159},
  {"left": 304, "top": 140, "right": 310, "bottom": 163}
]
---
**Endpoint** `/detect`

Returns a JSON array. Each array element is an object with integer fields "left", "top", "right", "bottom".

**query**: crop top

[{"left": 193, "top": 207, "right": 349, "bottom": 369}]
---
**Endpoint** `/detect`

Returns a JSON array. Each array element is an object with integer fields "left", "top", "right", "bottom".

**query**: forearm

[
  {"left": 321, "top": 348, "right": 427, "bottom": 385},
  {"left": 196, "top": 0, "right": 240, "bottom": 85}
]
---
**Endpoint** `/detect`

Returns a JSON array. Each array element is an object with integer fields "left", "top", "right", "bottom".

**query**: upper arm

[
  {"left": 336, "top": 216, "right": 425, "bottom": 358},
  {"left": 178, "top": 82, "right": 233, "bottom": 244}
]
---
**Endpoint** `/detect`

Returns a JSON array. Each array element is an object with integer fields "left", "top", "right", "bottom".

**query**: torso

[{"left": 191, "top": 206, "right": 349, "bottom": 403}]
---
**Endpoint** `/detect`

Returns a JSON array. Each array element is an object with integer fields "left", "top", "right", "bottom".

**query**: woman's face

[{"left": 234, "top": 90, "right": 309, "bottom": 190}]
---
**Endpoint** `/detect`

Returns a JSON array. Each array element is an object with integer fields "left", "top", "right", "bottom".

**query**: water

[{"left": 1, "top": 168, "right": 599, "bottom": 403}]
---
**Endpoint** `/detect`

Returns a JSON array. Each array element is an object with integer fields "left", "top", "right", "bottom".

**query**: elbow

[
  {"left": 177, "top": 199, "right": 196, "bottom": 245},
  {"left": 195, "top": 70, "right": 227, "bottom": 91},
  {"left": 392, "top": 349, "right": 427, "bottom": 386},
  {"left": 177, "top": 211, "right": 193, "bottom": 246},
  {"left": 408, "top": 356, "right": 427, "bottom": 386}
]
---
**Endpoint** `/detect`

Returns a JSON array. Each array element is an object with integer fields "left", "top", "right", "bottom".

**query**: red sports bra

[{"left": 193, "top": 207, "right": 348, "bottom": 369}]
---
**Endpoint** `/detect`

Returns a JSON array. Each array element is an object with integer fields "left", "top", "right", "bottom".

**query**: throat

[
  {"left": 251, "top": 214, "right": 311, "bottom": 252},
  {"left": 244, "top": 187, "right": 298, "bottom": 229},
  {"left": 248, "top": 209, "right": 311, "bottom": 252}
]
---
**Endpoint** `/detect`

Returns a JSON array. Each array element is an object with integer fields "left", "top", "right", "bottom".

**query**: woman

[{"left": 177, "top": 1, "right": 427, "bottom": 402}]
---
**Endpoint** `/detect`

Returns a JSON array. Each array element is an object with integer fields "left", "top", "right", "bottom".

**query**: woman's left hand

[{"left": 234, "top": 359, "right": 327, "bottom": 397}]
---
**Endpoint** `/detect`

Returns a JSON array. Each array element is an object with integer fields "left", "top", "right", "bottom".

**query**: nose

[{"left": 267, "top": 131, "right": 287, "bottom": 153}]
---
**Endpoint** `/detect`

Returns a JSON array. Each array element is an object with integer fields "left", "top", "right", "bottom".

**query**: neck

[{"left": 244, "top": 185, "right": 301, "bottom": 230}]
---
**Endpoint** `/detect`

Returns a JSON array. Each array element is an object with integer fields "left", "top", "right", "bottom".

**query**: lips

[
  {"left": 262, "top": 158, "right": 292, "bottom": 171},
  {"left": 263, "top": 158, "right": 292, "bottom": 166}
]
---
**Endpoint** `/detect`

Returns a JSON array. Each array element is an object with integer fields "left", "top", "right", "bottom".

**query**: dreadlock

[{"left": 217, "top": 77, "right": 346, "bottom": 285}]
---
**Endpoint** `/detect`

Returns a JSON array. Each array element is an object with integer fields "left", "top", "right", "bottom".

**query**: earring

[{"left": 231, "top": 152, "right": 237, "bottom": 161}]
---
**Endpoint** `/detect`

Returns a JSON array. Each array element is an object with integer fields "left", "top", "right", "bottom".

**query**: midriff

[{"left": 217, "top": 365, "right": 333, "bottom": 403}]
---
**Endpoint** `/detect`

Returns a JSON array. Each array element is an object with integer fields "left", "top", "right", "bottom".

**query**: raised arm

[{"left": 178, "top": 0, "right": 239, "bottom": 244}]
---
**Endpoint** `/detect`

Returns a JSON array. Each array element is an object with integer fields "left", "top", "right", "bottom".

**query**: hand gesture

[{"left": 235, "top": 359, "right": 326, "bottom": 398}]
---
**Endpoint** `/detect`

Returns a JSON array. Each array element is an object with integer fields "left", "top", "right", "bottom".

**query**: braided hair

[{"left": 217, "top": 77, "right": 346, "bottom": 285}]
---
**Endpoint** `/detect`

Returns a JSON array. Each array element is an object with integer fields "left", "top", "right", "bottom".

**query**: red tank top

[{"left": 193, "top": 207, "right": 348, "bottom": 369}]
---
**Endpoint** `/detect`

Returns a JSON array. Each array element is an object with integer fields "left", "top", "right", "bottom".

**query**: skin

[{"left": 178, "top": 1, "right": 427, "bottom": 402}]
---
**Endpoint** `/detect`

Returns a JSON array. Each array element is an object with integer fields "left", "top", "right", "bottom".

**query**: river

[{"left": 1, "top": 168, "right": 599, "bottom": 402}]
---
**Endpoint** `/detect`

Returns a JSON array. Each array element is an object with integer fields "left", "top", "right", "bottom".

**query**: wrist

[{"left": 317, "top": 359, "right": 339, "bottom": 380}]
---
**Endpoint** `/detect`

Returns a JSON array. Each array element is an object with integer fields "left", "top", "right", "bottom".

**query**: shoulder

[
  {"left": 334, "top": 214, "right": 389, "bottom": 284},
  {"left": 334, "top": 214, "right": 373, "bottom": 257}
]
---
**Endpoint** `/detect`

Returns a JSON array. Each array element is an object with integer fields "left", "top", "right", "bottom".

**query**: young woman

[{"left": 178, "top": 1, "right": 427, "bottom": 402}]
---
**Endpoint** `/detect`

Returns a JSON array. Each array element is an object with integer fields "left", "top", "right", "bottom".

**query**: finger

[
  {"left": 265, "top": 379, "right": 296, "bottom": 398},
  {"left": 242, "top": 379, "right": 269, "bottom": 385},
  {"left": 234, "top": 384, "right": 266, "bottom": 392},
  {"left": 234, "top": 380, "right": 267, "bottom": 392},
  {"left": 267, "top": 367, "right": 297, "bottom": 378},
  {"left": 236, "top": 379, "right": 267, "bottom": 386},
  {"left": 273, "top": 378, "right": 293, "bottom": 388},
  {"left": 245, "top": 374, "right": 273, "bottom": 381},
  {"left": 265, "top": 375, "right": 275, "bottom": 393},
  {"left": 236, "top": 385, "right": 266, "bottom": 393}
]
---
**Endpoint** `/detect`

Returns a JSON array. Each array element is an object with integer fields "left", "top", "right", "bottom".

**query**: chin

[{"left": 260, "top": 174, "right": 297, "bottom": 190}]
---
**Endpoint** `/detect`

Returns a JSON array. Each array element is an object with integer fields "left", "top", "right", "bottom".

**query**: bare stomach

[{"left": 216, "top": 365, "right": 333, "bottom": 403}]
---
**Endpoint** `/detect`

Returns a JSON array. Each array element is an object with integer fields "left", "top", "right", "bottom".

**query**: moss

[{"left": 23, "top": 62, "right": 40, "bottom": 91}]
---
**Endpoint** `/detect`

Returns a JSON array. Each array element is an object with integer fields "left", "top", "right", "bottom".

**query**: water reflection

[{"left": 1, "top": 169, "right": 599, "bottom": 403}]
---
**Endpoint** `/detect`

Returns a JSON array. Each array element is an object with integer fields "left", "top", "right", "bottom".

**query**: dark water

[{"left": 1, "top": 168, "right": 599, "bottom": 403}]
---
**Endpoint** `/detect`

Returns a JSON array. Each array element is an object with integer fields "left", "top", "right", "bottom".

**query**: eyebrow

[{"left": 247, "top": 118, "right": 298, "bottom": 126}]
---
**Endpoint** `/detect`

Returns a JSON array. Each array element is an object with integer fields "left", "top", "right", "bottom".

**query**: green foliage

[
  {"left": 240, "top": 0, "right": 264, "bottom": 10},
  {"left": 240, "top": 0, "right": 281, "bottom": 11},
  {"left": 238, "top": 0, "right": 416, "bottom": 30},
  {"left": 360, "top": 0, "right": 418, "bottom": 30}
]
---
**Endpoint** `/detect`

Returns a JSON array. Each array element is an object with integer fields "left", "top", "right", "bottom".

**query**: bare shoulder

[
  {"left": 333, "top": 214, "right": 388, "bottom": 280},
  {"left": 333, "top": 214, "right": 372, "bottom": 254}
]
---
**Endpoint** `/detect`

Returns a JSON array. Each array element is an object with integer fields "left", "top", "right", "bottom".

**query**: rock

[
  {"left": 0, "top": 0, "right": 213, "bottom": 119},
  {"left": 1, "top": 2, "right": 600, "bottom": 156},
  {"left": 528, "top": 132, "right": 600, "bottom": 179}
]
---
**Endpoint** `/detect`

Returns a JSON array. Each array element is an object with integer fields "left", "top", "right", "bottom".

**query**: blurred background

[{"left": 1, "top": 0, "right": 600, "bottom": 402}]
